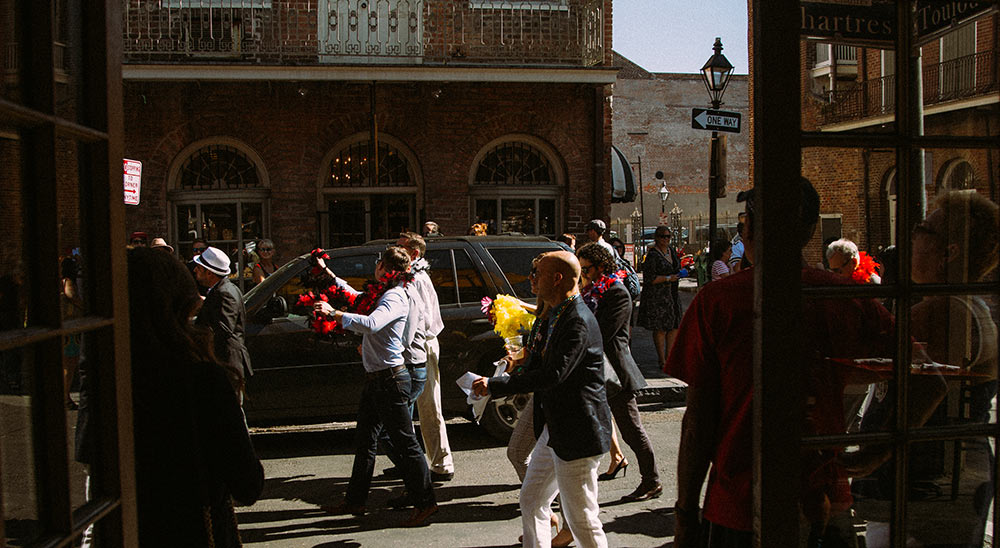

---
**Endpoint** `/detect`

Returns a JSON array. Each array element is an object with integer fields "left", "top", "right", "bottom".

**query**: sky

[{"left": 612, "top": 0, "right": 749, "bottom": 75}]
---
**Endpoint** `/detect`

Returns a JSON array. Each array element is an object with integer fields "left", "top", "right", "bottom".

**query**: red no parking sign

[{"left": 123, "top": 158, "right": 142, "bottom": 205}]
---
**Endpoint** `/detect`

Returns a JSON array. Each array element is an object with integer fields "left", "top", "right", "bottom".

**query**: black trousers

[
  {"left": 608, "top": 390, "right": 659, "bottom": 484},
  {"left": 345, "top": 367, "right": 434, "bottom": 508}
]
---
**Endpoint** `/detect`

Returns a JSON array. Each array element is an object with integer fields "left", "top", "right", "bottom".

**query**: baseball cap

[{"left": 586, "top": 219, "right": 607, "bottom": 233}]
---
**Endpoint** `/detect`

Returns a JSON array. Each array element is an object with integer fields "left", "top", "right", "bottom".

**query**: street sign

[
  {"left": 691, "top": 108, "right": 741, "bottom": 133},
  {"left": 123, "top": 158, "right": 142, "bottom": 206},
  {"left": 800, "top": 1, "right": 995, "bottom": 47}
]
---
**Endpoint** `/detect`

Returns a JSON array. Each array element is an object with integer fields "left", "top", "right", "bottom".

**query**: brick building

[
  {"left": 799, "top": 10, "right": 998, "bottom": 264},
  {"left": 609, "top": 51, "right": 750, "bottom": 253},
  {"left": 117, "top": 0, "right": 616, "bottom": 283}
]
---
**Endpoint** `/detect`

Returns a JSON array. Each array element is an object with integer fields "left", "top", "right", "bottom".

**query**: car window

[
  {"left": 483, "top": 246, "right": 553, "bottom": 299},
  {"left": 425, "top": 249, "right": 457, "bottom": 306},
  {"left": 454, "top": 249, "right": 488, "bottom": 304},
  {"left": 327, "top": 253, "right": 379, "bottom": 290}
]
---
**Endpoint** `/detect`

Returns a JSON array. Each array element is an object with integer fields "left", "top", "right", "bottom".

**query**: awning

[{"left": 611, "top": 145, "right": 637, "bottom": 203}]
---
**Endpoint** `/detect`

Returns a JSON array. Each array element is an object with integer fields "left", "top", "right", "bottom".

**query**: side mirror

[{"left": 263, "top": 295, "right": 287, "bottom": 319}]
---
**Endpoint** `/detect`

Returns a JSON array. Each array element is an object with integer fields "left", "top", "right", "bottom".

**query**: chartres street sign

[
  {"left": 800, "top": 1, "right": 995, "bottom": 47},
  {"left": 691, "top": 108, "right": 742, "bottom": 133}
]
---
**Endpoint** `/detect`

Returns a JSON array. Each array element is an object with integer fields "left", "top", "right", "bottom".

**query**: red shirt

[{"left": 665, "top": 267, "right": 894, "bottom": 531}]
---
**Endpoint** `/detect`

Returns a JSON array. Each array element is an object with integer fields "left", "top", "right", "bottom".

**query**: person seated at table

[{"left": 849, "top": 190, "right": 999, "bottom": 548}]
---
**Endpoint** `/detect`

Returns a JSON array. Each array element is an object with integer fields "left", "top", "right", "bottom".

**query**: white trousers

[
  {"left": 415, "top": 336, "right": 454, "bottom": 473},
  {"left": 520, "top": 426, "right": 607, "bottom": 548}
]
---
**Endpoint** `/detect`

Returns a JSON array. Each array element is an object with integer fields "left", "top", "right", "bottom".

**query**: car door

[{"left": 243, "top": 250, "right": 377, "bottom": 424}]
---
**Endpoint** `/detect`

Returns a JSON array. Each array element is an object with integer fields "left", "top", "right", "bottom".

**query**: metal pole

[
  {"left": 709, "top": 113, "right": 719, "bottom": 247},
  {"left": 637, "top": 156, "right": 645, "bottom": 239}
]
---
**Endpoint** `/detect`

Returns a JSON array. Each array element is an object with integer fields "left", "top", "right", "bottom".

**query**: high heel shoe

[{"left": 597, "top": 459, "right": 628, "bottom": 481}]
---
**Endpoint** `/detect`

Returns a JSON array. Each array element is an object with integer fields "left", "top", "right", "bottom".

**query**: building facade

[
  {"left": 609, "top": 52, "right": 750, "bottom": 253},
  {"left": 119, "top": 0, "right": 616, "bottom": 283}
]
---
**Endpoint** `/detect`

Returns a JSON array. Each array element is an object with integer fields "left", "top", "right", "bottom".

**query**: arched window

[
  {"left": 169, "top": 139, "right": 270, "bottom": 290},
  {"left": 325, "top": 140, "right": 412, "bottom": 187},
  {"left": 318, "top": 134, "right": 420, "bottom": 247},
  {"left": 939, "top": 159, "right": 975, "bottom": 191},
  {"left": 470, "top": 137, "right": 561, "bottom": 235}
]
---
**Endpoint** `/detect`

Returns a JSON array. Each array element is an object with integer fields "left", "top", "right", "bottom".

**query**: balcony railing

[
  {"left": 122, "top": 0, "right": 605, "bottom": 67},
  {"left": 819, "top": 49, "right": 997, "bottom": 125}
]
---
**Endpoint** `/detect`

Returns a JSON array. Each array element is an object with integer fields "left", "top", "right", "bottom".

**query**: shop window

[
  {"left": 169, "top": 140, "right": 270, "bottom": 290},
  {"left": 470, "top": 138, "right": 561, "bottom": 235}
]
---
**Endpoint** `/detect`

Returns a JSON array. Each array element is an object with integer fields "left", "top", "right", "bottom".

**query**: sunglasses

[
  {"left": 529, "top": 267, "right": 539, "bottom": 279},
  {"left": 192, "top": 247, "right": 207, "bottom": 254},
  {"left": 258, "top": 247, "right": 274, "bottom": 252}
]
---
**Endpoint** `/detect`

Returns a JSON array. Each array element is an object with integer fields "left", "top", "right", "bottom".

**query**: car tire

[{"left": 479, "top": 391, "right": 532, "bottom": 442}]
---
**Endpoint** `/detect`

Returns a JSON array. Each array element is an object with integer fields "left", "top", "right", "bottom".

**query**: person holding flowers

[
  {"left": 473, "top": 250, "right": 612, "bottom": 548},
  {"left": 577, "top": 242, "right": 661, "bottom": 503},
  {"left": 313, "top": 246, "right": 438, "bottom": 528}
]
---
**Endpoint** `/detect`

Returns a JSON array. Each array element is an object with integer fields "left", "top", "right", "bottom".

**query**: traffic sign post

[{"left": 691, "top": 108, "right": 742, "bottom": 133}]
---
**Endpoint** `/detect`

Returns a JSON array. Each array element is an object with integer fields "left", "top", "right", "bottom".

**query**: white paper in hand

[{"left": 457, "top": 371, "right": 484, "bottom": 405}]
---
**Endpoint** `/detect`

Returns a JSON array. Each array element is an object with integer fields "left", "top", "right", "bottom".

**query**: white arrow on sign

[{"left": 695, "top": 110, "right": 710, "bottom": 128}]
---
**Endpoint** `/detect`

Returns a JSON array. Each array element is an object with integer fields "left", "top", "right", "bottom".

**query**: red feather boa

[{"left": 850, "top": 251, "right": 879, "bottom": 284}]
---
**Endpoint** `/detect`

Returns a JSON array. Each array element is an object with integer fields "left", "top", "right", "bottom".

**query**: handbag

[{"left": 603, "top": 353, "right": 622, "bottom": 398}]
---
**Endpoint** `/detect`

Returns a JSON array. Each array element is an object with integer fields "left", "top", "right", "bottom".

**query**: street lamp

[
  {"left": 701, "top": 37, "right": 734, "bottom": 110},
  {"left": 670, "top": 202, "right": 684, "bottom": 245},
  {"left": 700, "top": 37, "right": 733, "bottom": 247},
  {"left": 658, "top": 180, "right": 669, "bottom": 213}
]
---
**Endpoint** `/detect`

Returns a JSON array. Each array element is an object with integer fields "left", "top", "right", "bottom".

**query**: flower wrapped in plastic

[{"left": 484, "top": 295, "right": 535, "bottom": 340}]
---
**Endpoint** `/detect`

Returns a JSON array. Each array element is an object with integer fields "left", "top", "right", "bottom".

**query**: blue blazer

[{"left": 489, "top": 295, "right": 612, "bottom": 461}]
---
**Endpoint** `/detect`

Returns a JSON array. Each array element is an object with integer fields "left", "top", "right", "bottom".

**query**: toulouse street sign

[
  {"left": 800, "top": 1, "right": 995, "bottom": 47},
  {"left": 691, "top": 108, "right": 742, "bottom": 133}
]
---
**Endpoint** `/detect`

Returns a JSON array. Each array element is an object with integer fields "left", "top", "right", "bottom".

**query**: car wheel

[{"left": 479, "top": 391, "right": 531, "bottom": 442}]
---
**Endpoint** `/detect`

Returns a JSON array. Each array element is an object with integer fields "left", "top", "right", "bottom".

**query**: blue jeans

[
  {"left": 345, "top": 367, "right": 434, "bottom": 508},
  {"left": 381, "top": 363, "right": 427, "bottom": 469}
]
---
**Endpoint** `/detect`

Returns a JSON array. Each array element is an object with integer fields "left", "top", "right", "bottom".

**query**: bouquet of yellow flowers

[{"left": 481, "top": 295, "right": 535, "bottom": 340}]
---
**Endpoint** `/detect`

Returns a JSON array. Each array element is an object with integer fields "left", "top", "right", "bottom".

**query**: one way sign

[{"left": 691, "top": 108, "right": 742, "bottom": 133}]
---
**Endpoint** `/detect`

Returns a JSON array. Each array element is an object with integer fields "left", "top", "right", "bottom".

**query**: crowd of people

[{"left": 41, "top": 183, "right": 995, "bottom": 548}]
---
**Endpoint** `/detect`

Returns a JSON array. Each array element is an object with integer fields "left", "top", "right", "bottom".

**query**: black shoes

[
  {"left": 431, "top": 471, "right": 454, "bottom": 482},
  {"left": 598, "top": 459, "right": 628, "bottom": 481},
  {"left": 384, "top": 467, "right": 453, "bottom": 482},
  {"left": 387, "top": 492, "right": 414, "bottom": 509},
  {"left": 401, "top": 504, "right": 438, "bottom": 527},
  {"left": 621, "top": 481, "right": 663, "bottom": 502},
  {"left": 321, "top": 502, "right": 367, "bottom": 516}
]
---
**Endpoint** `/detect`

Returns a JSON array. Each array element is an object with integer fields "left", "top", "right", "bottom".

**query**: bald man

[{"left": 474, "top": 251, "right": 612, "bottom": 547}]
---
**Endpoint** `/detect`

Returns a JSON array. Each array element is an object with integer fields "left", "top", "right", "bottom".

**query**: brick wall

[{"left": 122, "top": 79, "right": 610, "bottom": 257}]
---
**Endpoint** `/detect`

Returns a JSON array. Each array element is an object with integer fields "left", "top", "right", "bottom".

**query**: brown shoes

[
  {"left": 321, "top": 502, "right": 367, "bottom": 516},
  {"left": 401, "top": 504, "right": 438, "bottom": 527},
  {"left": 621, "top": 481, "right": 663, "bottom": 502}
]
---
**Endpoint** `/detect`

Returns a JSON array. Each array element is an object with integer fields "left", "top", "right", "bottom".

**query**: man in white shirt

[
  {"left": 585, "top": 219, "right": 619, "bottom": 259},
  {"left": 315, "top": 246, "right": 437, "bottom": 527},
  {"left": 397, "top": 232, "right": 455, "bottom": 482}
]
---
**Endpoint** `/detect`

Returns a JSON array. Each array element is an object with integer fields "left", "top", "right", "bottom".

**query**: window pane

[
  {"left": 202, "top": 203, "right": 238, "bottom": 242},
  {"left": 326, "top": 253, "right": 379, "bottom": 290},
  {"left": 328, "top": 198, "right": 366, "bottom": 248},
  {"left": 485, "top": 246, "right": 550, "bottom": 300},
  {"left": 847, "top": 443, "right": 897, "bottom": 546},
  {"left": 0, "top": 135, "right": 28, "bottom": 334},
  {"left": 425, "top": 249, "right": 457, "bottom": 306},
  {"left": 1, "top": 346, "right": 40, "bottom": 544},
  {"left": 176, "top": 204, "right": 200, "bottom": 249},
  {"left": 453, "top": 250, "right": 487, "bottom": 304},
  {"left": 539, "top": 199, "right": 555, "bottom": 235},
  {"left": 800, "top": 37, "right": 894, "bottom": 135},
  {"left": 242, "top": 202, "right": 263, "bottom": 242},
  {"left": 475, "top": 199, "right": 497, "bottom": 235},
  {"left": 501, "top": 199, "right": 536, "bottom": 234}
]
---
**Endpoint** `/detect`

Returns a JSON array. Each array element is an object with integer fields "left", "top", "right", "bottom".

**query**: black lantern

[{"left": 701, "top": 37, "right": 734, "bottom": 108}]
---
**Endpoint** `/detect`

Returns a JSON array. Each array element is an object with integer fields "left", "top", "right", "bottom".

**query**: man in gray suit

[{"left": 193, "top": 246, "right": 253, "bottom": 401}]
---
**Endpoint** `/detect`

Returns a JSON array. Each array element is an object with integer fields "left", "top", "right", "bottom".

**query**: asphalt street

[{"left": 237, "top": 286, "right": 698, "bottom": 547}]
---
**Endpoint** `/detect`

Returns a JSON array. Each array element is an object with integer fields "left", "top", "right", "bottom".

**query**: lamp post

[
  {"left": 658, "top": 180, "right": 669, "bottom": 214},
  {"left": 700, "top": 37, "right": 734, "bottom": 248},
  {"left": 670, "top": 202, "right": 684, "bottom": 246}
]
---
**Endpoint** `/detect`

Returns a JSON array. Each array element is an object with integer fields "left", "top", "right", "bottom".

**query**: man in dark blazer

[
  {"left": 193, "top": 246, "right": 253, "bottom": 401},
  {"left": 577, "top": 242, "right": 661, "bottom": 503},
  {"left": 474, "top": 250, "right": 612, "bottom": 548}
]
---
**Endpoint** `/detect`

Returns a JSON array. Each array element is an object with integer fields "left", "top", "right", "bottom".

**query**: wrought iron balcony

[
  {"left": 817, "top": 49, "right": 997, "bottom": 126},
  {"left": 122, "top": 0, "right": 606, "bottom": 67}
]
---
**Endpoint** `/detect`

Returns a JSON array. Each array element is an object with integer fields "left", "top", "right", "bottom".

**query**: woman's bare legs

[
  {"left": 652, "top": 330, "right": 667, "bottom": 366},
  {"left": 665, "top": 329, "right": 678, "bottom": 363},
  {"left": 605, "top": 418, "right": 626, "bottom": 475}
]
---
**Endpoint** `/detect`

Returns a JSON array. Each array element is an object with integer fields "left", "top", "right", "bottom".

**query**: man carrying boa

[{"left": 313, "top": 246, "right": 438, "bottom": 528}]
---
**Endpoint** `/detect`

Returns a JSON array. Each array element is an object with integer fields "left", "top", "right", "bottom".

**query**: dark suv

[{"left": 241, "top": 235, "right": 568, "bottom": 440}]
